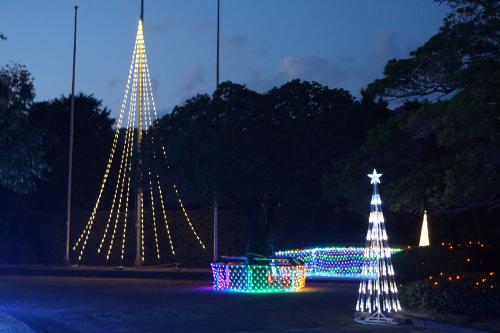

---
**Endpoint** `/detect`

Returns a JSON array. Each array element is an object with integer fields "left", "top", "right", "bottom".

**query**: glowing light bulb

[{"left": 419, "top": 210, "right": 430, "bottom": 246}]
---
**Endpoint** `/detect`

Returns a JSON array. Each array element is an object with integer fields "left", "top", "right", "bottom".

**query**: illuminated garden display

[
  {"left": 72, "top": 3, "right": 205, "bottom": 264},
  {"left": 211, "top": 256, "right": 306, "bottom": 293},
  {"left": 355, "top": 170, "right": 401, "bottom": 325},
  {"left": 275, "top": 247, "right": 401, "bottom": 280}
]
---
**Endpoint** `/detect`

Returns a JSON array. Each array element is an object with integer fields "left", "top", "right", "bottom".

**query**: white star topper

[{"left": 368, "top": 169, "right": 382, "bottom": 184}]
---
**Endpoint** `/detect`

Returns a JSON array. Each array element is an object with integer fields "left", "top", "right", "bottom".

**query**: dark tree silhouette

[
  {"left": 0, "top": 64, "right": 46, "bottom": 193},
  {"left": 156, "top": 80, "right": 388, "bottom": 254},
  {"left": 367, "top": 0, "right": 499, "bottom": 100},
  {"left": 324, "top": 0, "right": 500, "bottom": 241}
]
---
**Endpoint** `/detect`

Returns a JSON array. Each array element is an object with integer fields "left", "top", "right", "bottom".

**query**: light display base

[{"left": 354, "top": 311, "right": 400, "bottom": 325}]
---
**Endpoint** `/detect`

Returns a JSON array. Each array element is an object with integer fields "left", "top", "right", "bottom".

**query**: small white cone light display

[
  {"left": 355, "top": 169, "right": 401, "bottom": 325},
  {"left": 419, "top": 210, "right": 430, "bottom": 247}
]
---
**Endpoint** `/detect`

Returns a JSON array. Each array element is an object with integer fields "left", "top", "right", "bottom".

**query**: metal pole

[
  {"left": 216, "top": 0, "right": 220, "bottom": 87},
  {"left": 140, "top": 0, "right": 144, "bottom": 21},
  {"left": 65, "top": 5, "right": 78, "bottom": 266},
  {"left": 213, "top": 0, "right": 220, "bottom": 262},
  {"left": 135, "top": 0, "right": 144, "bottom": 267}
]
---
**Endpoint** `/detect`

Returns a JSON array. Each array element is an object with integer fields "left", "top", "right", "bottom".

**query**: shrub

[
  {"left": 393, "top": 244, "right": 499, "bottom": 283},
  {"left": 400, "top": 276, "right": 499, "bottom": 317}
]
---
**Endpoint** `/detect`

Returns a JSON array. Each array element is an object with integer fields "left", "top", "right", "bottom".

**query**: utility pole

[
  {"left": 213, "top": 0, "right": 220, "bottom": 262},
  {"left": 135, "top": 0, "right": 145, "bottom": 267},
  {"left": 216, "top": 0, "right": 220, "bottom": 87},
  {"left": 65, "top": 5, "right": 78, "bottom": 266}
]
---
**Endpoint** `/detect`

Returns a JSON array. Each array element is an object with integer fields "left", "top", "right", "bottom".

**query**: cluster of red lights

[
  {"left": 440, "top": 240, "right": 486, "bottom": 250},
  {"left": 428, "top": 271, "right": 495, "bottom": 289},
  {"left": 421, "top": 241, "right": 496, "bottom": 289}
]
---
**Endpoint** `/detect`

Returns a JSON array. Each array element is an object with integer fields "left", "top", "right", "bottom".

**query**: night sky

[{"left": 0, "top": 0, "right": 449, "bottom": 118}]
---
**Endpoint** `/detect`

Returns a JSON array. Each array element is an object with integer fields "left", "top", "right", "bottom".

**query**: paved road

[{"left": 0, "top": 276, "right": 445, "bottom": 333}]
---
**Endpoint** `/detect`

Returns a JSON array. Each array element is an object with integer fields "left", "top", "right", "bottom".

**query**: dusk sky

[{"left": 0, "top": 0, "right": 449, "bottom": 118}]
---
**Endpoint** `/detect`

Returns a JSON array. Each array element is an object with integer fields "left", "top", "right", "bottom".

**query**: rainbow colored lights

[
  {"left": 275, "top": 247, "right": 401, "bottom": 279},
  {"left": 211, "top": 257, "right": 306, "bottom": 293}
]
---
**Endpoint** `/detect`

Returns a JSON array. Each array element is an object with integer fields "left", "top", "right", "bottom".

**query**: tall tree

[
  {"left": 27, "top": 94, "right": 115, "bottom": 211},
  {"left": 325, "top": 0, "right": 500, "bottom": 241},
  {"left": 0, "top": 64, "right": 46, "bottom": 194},
  {"left": 156, "top": 80, "right": 388, "bottom": 254},
  {"left": 367, "top": 0, "right": 499, "bottom": 100},
  {"left": 0, "top": 94, "right": 115, "bottom": 264}
]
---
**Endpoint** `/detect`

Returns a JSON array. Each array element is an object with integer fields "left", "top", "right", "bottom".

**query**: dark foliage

[
  {"left": 0, "top": 94, "right": 114, "bottom": 264},
  {"left": 367, "top": 0, "right": 499, "bottom": 100},
  {"left": 323, "top": 0, "right": 500, "bottom": 244},
  {"left": 400, "top": 278, "right": 499, "bottom": 317},
  {"left": 393, "top": 245, "right": 499, "bottom": 283},
  {"left": 155, "top": 80, "right": 388, "bottom": 254},
  {"left": 0, "top": 64, "right": 46, "bottom": 193}
]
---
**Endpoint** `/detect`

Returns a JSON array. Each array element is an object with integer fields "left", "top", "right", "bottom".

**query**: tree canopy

[
  {"left": 27, "top": 94, "right": 115, "bottom": 211},
  {"left": 0, "top": 64, "right": 46, "bottom": 193},
  {"left": 324, "top": 0, "right": 500, "bottom": 240},
  {"left": 156, "top": 80, "right": 388, "bottom": 253},
  {"left": 367, "top": 0, "right": 499, "bottom": 100}
]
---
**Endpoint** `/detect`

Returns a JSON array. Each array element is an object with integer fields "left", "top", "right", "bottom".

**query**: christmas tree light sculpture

[
  {"left": 355, "top": 169, "right": 401, "bottom": 325},
  {"left": 419, "top": 210, "right": 430, "bottom": 246},
  {"left": 72, "top": 3, "right": 205, "bottom": 265}
]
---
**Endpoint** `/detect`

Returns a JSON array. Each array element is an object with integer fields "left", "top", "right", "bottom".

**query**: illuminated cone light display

[
  {"left": 419, "top": 210, "right": 430, "bottom": 246},
  {"left": 72, "top": 3, "right": 205, "bottom": 264},
  {"left": 355, "top": 169, "right": 401, "bottom": 325}
]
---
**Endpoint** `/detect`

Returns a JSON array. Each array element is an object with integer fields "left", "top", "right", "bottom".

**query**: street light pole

[
  {"left": 216, "top": 0, "right": 220, "bottom": 87},
  {"left": 213, "top": 0, "right": 220, "bottom": 262},
  {"left": 65, "top": 5, "right": 78, "bottom": 265}
]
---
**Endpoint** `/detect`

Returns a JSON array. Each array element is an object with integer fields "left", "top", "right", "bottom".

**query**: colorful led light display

[
  {"left": 275, "top": 247, "right": 401, "bottom": 279},
  {"left": 211, "top": 257, "right": 306, "bottom": 293}
]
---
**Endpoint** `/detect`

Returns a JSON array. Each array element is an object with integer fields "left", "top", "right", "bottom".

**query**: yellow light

[
  {"left": 173, "top": 184, "right": 206, "bottom": 250},
  {"left": 73, "top": 16, "right": 205, "bottom": 263},
  {"left": 418, "top": 210, "right": 430, "bottom": 246}
]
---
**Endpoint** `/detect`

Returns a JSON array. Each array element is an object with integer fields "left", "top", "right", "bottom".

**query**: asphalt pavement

[{"left": 0, "top": 276, "right": 448, "bottom": 333}]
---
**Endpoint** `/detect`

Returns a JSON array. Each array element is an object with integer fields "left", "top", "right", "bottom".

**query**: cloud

[
  {"left": 279, "top": 55, "right": 349, "bottom": 87},
  {"left": 224, "top": 34, "right": 268, "bottom": 57},
  {"left": 179, "top": 65, "right": 208, "bottom": 95},
  {"left": 147, "top": 21, "right": 173, "bottom": 34},
  {"left": 371, "top": 31, "right": 402, "bottom": 62},
  {"left": 225, "top": 34, "right": 249, "bottom": 53},
  {"left": 150, "top": 76, "right": 160, "bottom": 93},
  {"left": 105, "top": 78, "right": 123, "bottom": 89},
  {"left": 194, "top": 20, "right": 213, "bottom": 33}
]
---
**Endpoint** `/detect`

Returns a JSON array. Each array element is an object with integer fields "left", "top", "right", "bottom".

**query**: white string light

[
  {"left": 73, "top": 17, "right": 204, "bottom": 263},
  {"left": 73, "top": 32, "right": 138, "bottom": 261},
  {"left": 143, "top": 52, "right": 206, "bottom": 250},
  {"left": 355, "top": 170, "right": 401, "bottom": 323},
  {"left": 98, "top": 74, "right": 136, "bottom": 254}
]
